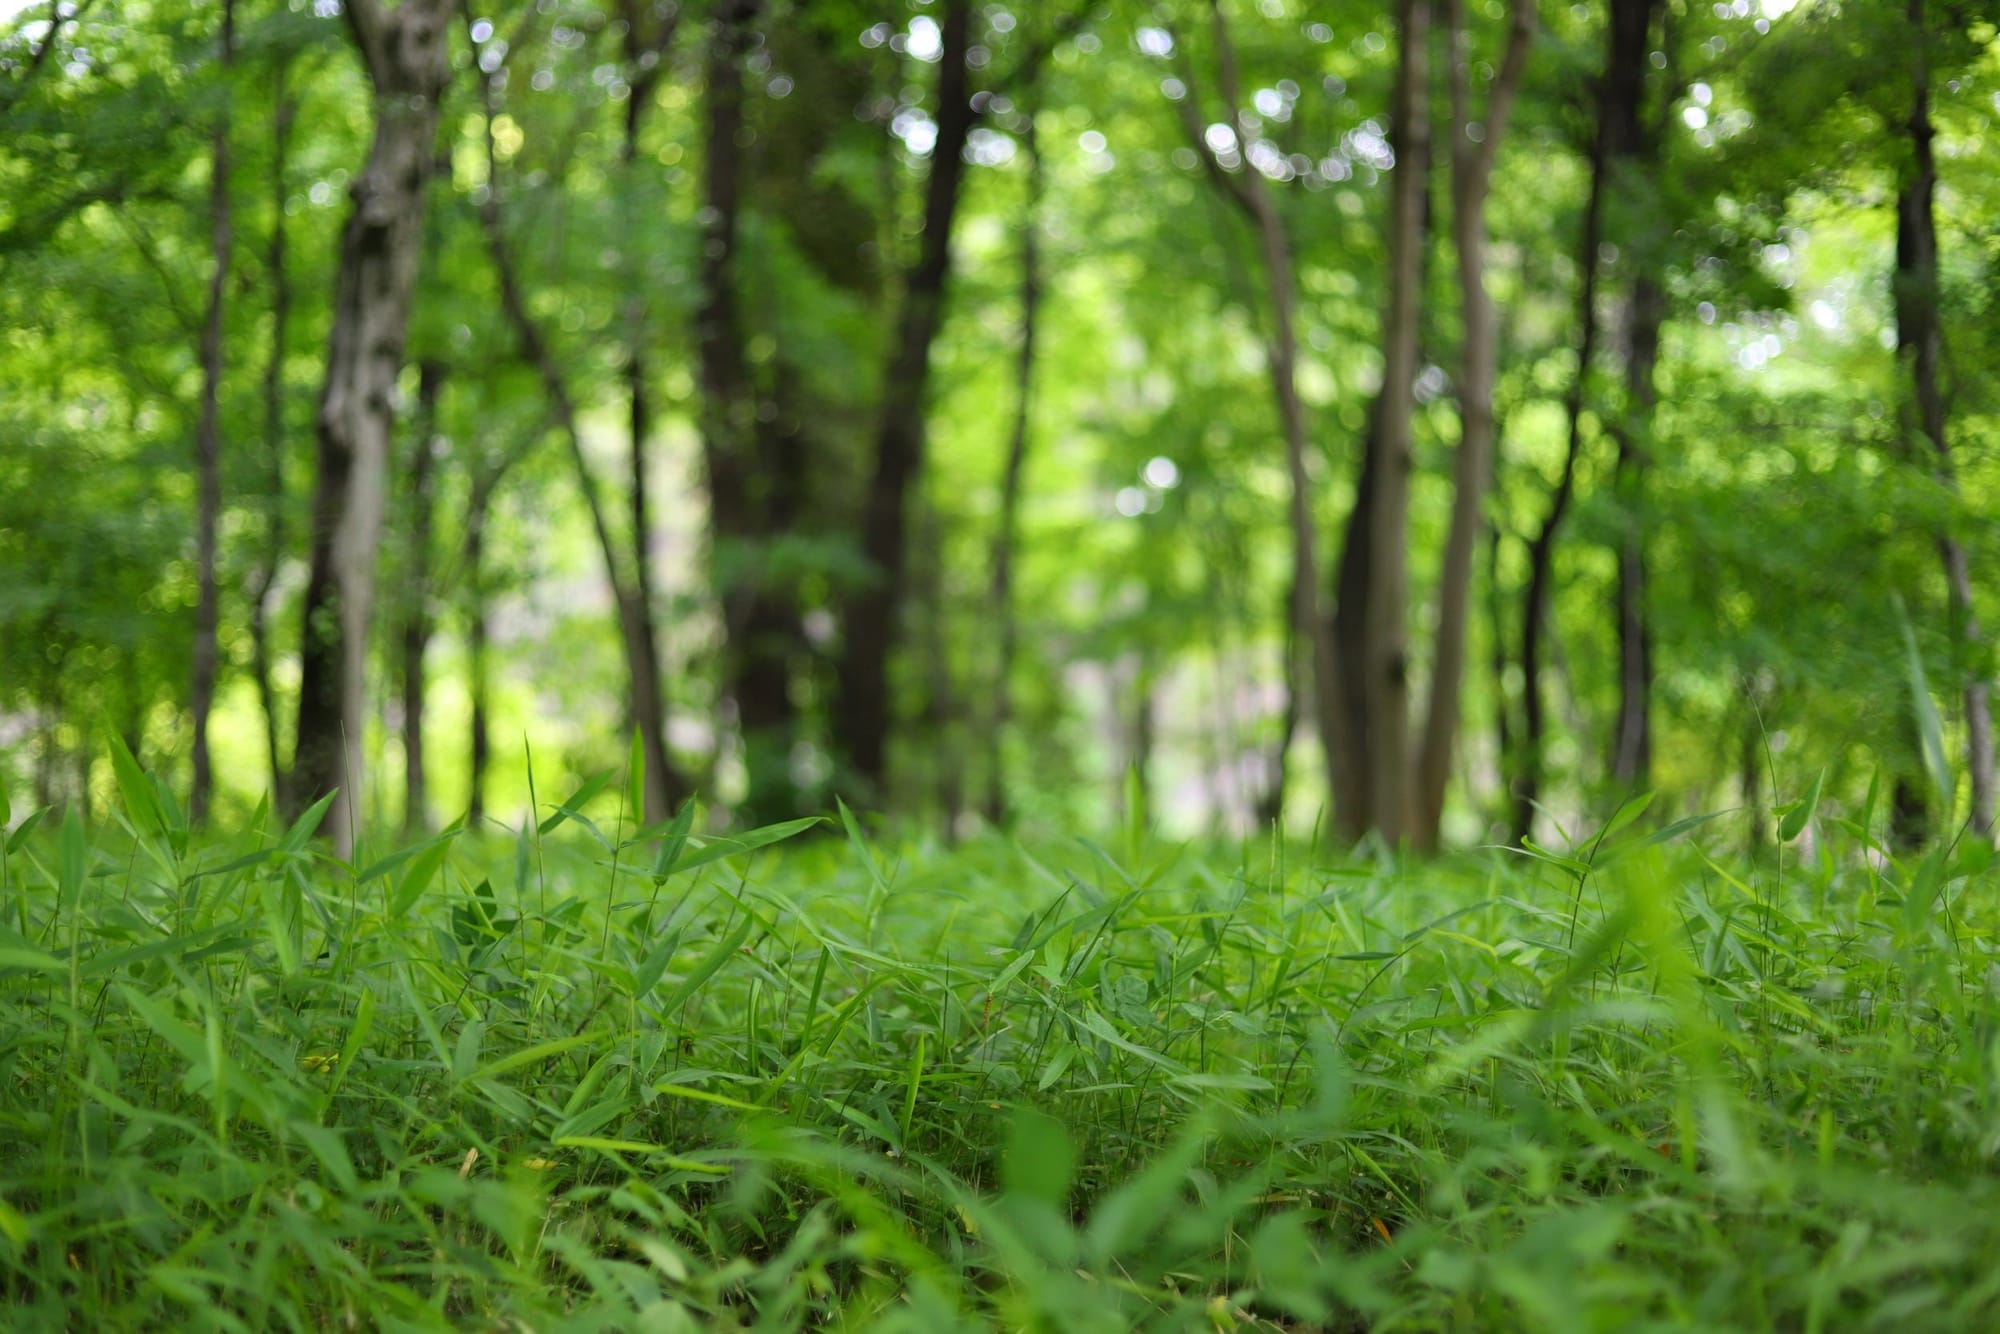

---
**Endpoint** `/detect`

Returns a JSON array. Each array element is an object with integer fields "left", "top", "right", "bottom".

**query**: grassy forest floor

[{"left": 3, "top": 756, "right": 2000, "bottom": 1331}]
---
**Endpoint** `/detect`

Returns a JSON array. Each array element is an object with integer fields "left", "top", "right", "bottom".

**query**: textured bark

[
  {"left": 469, "top": 24, "right": 686, "bottom": 823},
  {"left": 831, "top": 0, "right": 976, "bottom": 801},
  {"left": 1609, "top": 273, "right": 1663, "bottom": 786},
  {"left": 1176, "top": 0, "right": 1352, "bottom": 833},
  {"left": 399, "top": 359, "right": 441, "bottom": 836},
  {"left": 1413, "top": 0, "right": 1532, "bottom": 851},
  {"left": 292, "top": 0, "right": 452, "bottom": 852},
  {"left": 1362, "top": 0, "right": 1432, "bottom": 845},
  {"left": 1512, "top": 0, "right": 1656, "bottom": 845},
  {"left": 985, "top": 107, "right": 1041, "bottom": 828},
  {"left": 248, "top": 70, "right": 296, "bottom": 811},
  {"left": 465, "top": 514, "right": 491, "bottom": 827},
  {"left": 1895, "top": 0, "right": 1995, "bottom": 841},
  {"left": 189, "top": 0, "right": 233, "bottom": 825}
]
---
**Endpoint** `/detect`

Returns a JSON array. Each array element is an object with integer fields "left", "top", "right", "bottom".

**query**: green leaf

[
  {"left": 1779, "top": 768, "right": 1825, "bottom": 842},
  {"left": 649, "top": 797, "right": 698, "bottom": 880},
  {"left": 654, "top": 915, "right": 754, "bottom": 1014},
  {"left": 1897, "top": 601, "right": 1954, "bottom": 816},
  {"left": 5, "top": 808, "right": 46, "bottom": 855},
  {"left": 280, "top": 791, "right": 337, "bottom": 854},
  {"left": 538, "top": 767, "right": 617, "bottom": 835},
  {"left": 390, "top": 825, "right": 461, "bottom": 919},
  {"left": 104, "top": 725, "right": 165, "bottom": 840},
  {"left": 461, "top": 1034, "right": 592, "bottom": 1087},
  {"left": 664, "top": 818, "right": 820, "bottom": 879},
  {"left": 1600, "top": 790, "right": 1656, "bottom": 843}
]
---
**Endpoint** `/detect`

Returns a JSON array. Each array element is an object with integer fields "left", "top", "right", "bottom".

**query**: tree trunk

[
  {"left": 1609, "top": 273, "right": 1663, "bottom": 786},
  {"left": 832, "top": 0, "right": 976, "bottom": 802},
  {"left": 465, "top": 512, "right": 490, "bottom": 827},
  {"left": 467, "top": 25, "right": 686, "bottom": 824},
  {"left": 1177, "top": 0, "right": 1352, "bottom": 835},
  {"left": 695, "top": 0, "right": 815, "bottom": 825},
  {"left": 1512, "top": 0, "right": 1656, "bottom": 845},
  {"left": 985, "top": 105, "right": 1042, "bottom": 829},
  {"left": 620, "top": 1, "right": 679, "bottom": 811},
  {"left": 1413, "top": 0, "right": 1532, "bottom": 851},
  {"left": 1895, "top": 0, "right": 1995, "bottom": 841},
  {"left": 292, "top": 0, "right": 453, "bottom": 853},
  {"left": 248, "top": 69, "right": 296, "bottom": 813},
  {"left": 400, "top": 358, "right": 441, "bottom": 835},
  {"left": 1362, "top": 0, "right": 1432, "bottom": 846},
  {"left": 189, "top": 0, "right": 233, "bottom": 825}
]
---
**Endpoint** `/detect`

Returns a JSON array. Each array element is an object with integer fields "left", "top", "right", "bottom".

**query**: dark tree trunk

[
  {"left": 1512, "top": 0, "right": 1657, "bottom": 845},
  {"left": 620, "top": 0, "right": 679, "bottom": 805},
  {"left": 985, "top": 105, "right": 1041, "bottom": 829},
  {"left": 832, "top": 0, "right": 976, "bottom": 802},
  {"left": 293, "top": 0, "right": 453, "bottom": 852},
  {"left": 695, "top": 0, "right": 813, "bottom": 824},
  {"left": 400, "top": 358, "right": 441, "bottom": 835},
  {"left": 465, "top": 513, "right": 490, "bottom": 827},
  {"left": 189, "top": 0, "right": 233, "bottom": 824},
  {"left": 1895, "top": 0, "right": 1995, "bottom": 841},
  {"left": 1610, "top": 273, "right": 1663, "bottom": 786},
  {"left": 248, "top": 70, "right": 296, "bottom": 813}
]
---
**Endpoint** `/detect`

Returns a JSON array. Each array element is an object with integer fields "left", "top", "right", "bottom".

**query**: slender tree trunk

[
  {"left": 465, "top": 513, "right": 490, "bottom": 827},
  {"left": 832, "top": 0, "right": 976, "bottom": 800},
  {"left": 1513, "top": 0, "right": 1656, "bottom": 844},
  {"left": 985, "top": 107, "right": 1041, "bottom": 828},
  {"left": 1413, "top": 0, "right": 1532, "bottom": 851},
  {"left": 620, "top": 2, "right": 679, "bottom": 797},
  {"left": 1177, "top": 0, "right": 1352, "bottom": 833},
  {"left": 1362, "top": 0, "right": 1432, "bottom": 846},
  {"left": 1896, "top": 0, "right": 1995, "bottom": 840},
  {"left": 292, "top": 0, "right": 453, "bottom": 852},
  {"left": 468, "top": 25, "right": 685, "bottom": 823},
  {"left": 1609, "top": 274, "right": 1663, "bottom": 785},
  {"left": 249, "top": 73, "right": 295, "bottom": 813},
  {"left": 400, "top": 359, "right": 441, "bottom": 835},
  {"left": 189, "top": 0, "right": 234, "bottom": 824}
]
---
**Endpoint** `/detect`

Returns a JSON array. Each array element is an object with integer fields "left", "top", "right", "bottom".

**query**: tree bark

[
  {"left": 984, "top": 104, "right": 1042, "bottom": 829},
  {"left": 465, "top": 512, "right": 491, "bottom": 827},
  {"left": 248, "top": 68, "right": 296, "bottom": 813},
  {"left": 1609, "top": 273, "right": 1663, "bottom": 786},
  {"left": 1413, "top": 0, "right": 1532, "bottom": 851},
  {"left": 1512, "top": 0, "right": 1656, "bottom": 844},
  {"left": 292, "top": 0, "right": 453, "bottom": 852},
  {"left": 399, "top": 358, "right": 441, "bottom": 835},
  {"left": 1895, "top": 0, "right": 1995, "bottom": 841},
  {"left": 1362, "top": 0, "right": 1432, "bottom": 846},
  {"left": 695, "top": 0, "right": 816, "bottom": 824},
  {"left": 189, "top": 0, "right": 233, "bottom": 825},
  {"left": 831, "top": 0, "right": 977, "bottom": 801}
]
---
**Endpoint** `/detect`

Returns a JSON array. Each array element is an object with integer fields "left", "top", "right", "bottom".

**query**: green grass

[{"left": 2, "top": 763, "right": 2000, "bottom": 1332}]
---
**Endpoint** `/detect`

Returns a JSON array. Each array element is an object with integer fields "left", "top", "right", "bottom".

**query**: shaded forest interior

[{"left": 3, "top": 0, "right": 1997, "bottom": 853}]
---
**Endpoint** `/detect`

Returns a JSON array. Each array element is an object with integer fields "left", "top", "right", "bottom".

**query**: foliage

[{"left": 2, "top": 752, "right": 2000, "bottom": 1328}]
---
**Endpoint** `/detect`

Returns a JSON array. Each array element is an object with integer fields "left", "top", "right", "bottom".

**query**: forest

[{"left": 3, "top": 0, "right": 2000, "bottom": 1329}]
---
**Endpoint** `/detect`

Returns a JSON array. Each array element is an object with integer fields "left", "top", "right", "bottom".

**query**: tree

[
  {"left": 188, "top": 0, "right": 234, "bottom": 823},
  {"left": 292, "top": 0, "right": 454, "bottom": 851}
]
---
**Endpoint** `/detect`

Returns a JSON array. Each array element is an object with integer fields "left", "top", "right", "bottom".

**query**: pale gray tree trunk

[{"left": 292, "top": 0, "right": 453, "bottom": 853}]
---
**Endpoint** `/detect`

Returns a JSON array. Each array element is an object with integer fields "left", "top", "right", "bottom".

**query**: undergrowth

[{"left": 2, "top": 749, "right": 1999, "bottom": 1331}]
